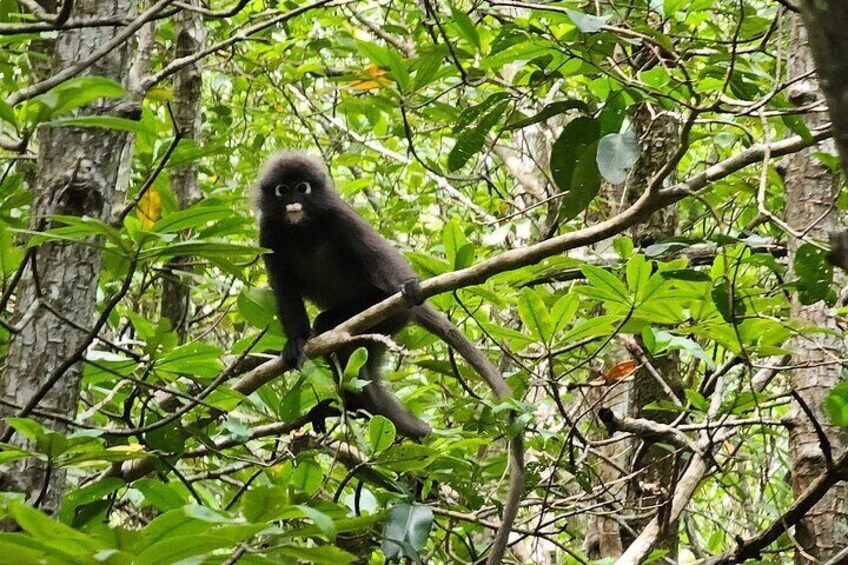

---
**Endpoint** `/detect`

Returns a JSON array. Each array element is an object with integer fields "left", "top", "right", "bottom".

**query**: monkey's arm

[{"left": 264, "top": 255, "right": 310, "bottom": 367}]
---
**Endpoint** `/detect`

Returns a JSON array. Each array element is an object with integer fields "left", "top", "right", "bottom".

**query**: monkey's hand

[
  {"left": 400, "top": 277, "right": 424, "bottom": 306},
  {"left": 282, "top": 335, "right": 308, "bottom": 368}
]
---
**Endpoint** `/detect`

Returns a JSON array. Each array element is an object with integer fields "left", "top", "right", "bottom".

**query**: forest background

[{"left": 1, "top": 0, "right": 848, "bottom": 563}]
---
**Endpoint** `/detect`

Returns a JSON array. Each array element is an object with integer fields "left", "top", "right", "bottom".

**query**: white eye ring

[
  {"left": 274, "top": 184, "right": 286, "bottom": 197},
  {"left": 295, "top": 181, "right": 311, "bottom": 195}
]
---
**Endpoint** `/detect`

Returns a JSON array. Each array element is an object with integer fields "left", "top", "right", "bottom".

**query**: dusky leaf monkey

[
  {"left": 256, "top": 151, "right": 514, "bottom": 436},
  {"left": 255, "top": 152, "right": 522, "bottom": 563}
]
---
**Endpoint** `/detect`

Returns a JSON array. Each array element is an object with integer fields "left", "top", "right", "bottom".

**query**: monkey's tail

[{"left": 412, "top": 304, "right": 525, "bottom": 565}]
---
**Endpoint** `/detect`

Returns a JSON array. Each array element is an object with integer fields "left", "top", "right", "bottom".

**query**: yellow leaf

[
  {"left": 137, "top": 186, "right": 161, "bottom": 229},
  {"left": 349, "top": 64, "right": 392, "bottom": 90}
]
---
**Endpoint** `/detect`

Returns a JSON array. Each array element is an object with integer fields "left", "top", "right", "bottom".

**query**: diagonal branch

[{"left": 700, "top": 450, "right": 848, "bottom": 565}]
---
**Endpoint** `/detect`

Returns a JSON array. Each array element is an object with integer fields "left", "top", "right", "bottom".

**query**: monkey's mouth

[{"left": 284, "top": 203, "right": 305, "bottom": 224}]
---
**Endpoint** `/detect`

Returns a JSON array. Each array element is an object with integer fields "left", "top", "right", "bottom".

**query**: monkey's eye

[
  {"left": 295, "top": 181, "right": 312, "bottom": 195},
  {"left": 274, "top": 184, "right": 287, "bottom": 197}
]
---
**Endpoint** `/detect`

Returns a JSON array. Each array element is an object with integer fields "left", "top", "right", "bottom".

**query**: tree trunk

[
  {"left": 586, "top": 105, "right": 681, "bottom": 559},
  {"left": 160, "top": 0, "right": 205, "bottom": 341},
  {"left": 0, "top": 0, "right": 138, "bottom": 515},
  {"left": 783, "top": 15, "right": 848, "bottom": 564}
]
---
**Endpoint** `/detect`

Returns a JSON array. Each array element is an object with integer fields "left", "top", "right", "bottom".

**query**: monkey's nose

[{"left": 285, "top": 203, "right": 303, "bottom": 212}]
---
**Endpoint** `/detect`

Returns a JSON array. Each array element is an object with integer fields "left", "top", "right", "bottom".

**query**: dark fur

[{"left": 256, "top": 152, "right": 431, "bottom": 438}]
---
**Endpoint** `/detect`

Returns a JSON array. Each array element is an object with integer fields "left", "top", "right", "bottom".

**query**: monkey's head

[{"left": 255, "top": 152, "right": 333, "bottom": 226}]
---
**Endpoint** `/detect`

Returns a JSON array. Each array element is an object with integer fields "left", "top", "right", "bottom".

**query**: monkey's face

[
  {"left": 270, "top": 180, "right": 313, "bottom": 225},
  {"left": 257, "top": 154, "right": 330, "bottom": 226}
]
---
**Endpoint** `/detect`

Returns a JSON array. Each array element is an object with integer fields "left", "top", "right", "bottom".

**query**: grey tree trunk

[
  {"left": 783, "top": 15, "right": 848, "bottom": 563},
  {"left": 160, "top": 1, "right": 205, "bottom": 340},
  {"left": 798, "top": 0, "right": 848, "bottom": 173},
  {"left": 0, "top": 0, "right": 138, "bottom": 514},
  {"left": 585, "top": 105, "right": 681, "bottom": 560}
]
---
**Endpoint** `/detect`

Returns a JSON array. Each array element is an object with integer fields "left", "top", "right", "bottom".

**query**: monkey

[
  {"left": 255, "top": 152, "right": 523, "bottom": 565},
  {"left": 254, "top": 152, "right": 512, "bottom": 439}
]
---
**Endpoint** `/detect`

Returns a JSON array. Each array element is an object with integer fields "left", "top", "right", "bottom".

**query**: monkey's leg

[
  {"left": 313, "top": 304, "right": 430, "bottom": 440},
  {"left": 356, "top": 347, "right": 432, "bottom": 440}
]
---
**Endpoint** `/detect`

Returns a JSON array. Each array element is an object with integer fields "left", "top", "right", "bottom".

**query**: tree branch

[{"left": 6, "top": 0, "right": 176, "bottom": 105}]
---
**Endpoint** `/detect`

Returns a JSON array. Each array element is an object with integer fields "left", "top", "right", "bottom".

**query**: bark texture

[
  {"left": 585, "top": 104, "right": 682, "bottom": 560},
  {"left": 799, "top": 0, "right": 848, "bottom": 173},
  {"left": 160, "top": 0, "right": 205, "bottom": 340},
  {"left": 0, "top": 0, "right": 138, "bottom": 514},
  {"left": 783, "top": 15, "right": 848, "bottom": 563}
]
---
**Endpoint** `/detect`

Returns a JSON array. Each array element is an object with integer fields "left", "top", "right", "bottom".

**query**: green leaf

[
  {"left": 381, "top": 504, "right": 434, "bottom": 561},
  {"left": 33, "top": 76, "right": 126, "bottom": 118},
  {"left": 782, "top": 114, "right": 812, "bottom": 143},
  {"left": 711, "top": 281, "right": 746, "bottom": 322},
  {"left": 517, "top": 287, "right": 552, "bottom": 342},
  {"left": 375, "top": 444, "right": 439, "bottom": 472},
  {"left": 7, "top": 501, "right": 100, "bottom": 551},
  {"left": 503, "top": 99, "right": 590, "bottom": 131},
  {"left": 565, "top": 9, "right": 611, "bottom": 32},
  {"left": 153, "top": 205, "right": 234, "bottom": 234},
  {"left": 0, "top": 535, "right": 47, "bottom": 564},
  {"left": 276, "top": 544, "right": 357, "bottom": 564},
  {"left": 825, "top": 382, "right": 848, "bottom": 427},
  {"left": 407, "top": 252, "right": 451, "bottom": 277},
  {"left": 625, "top": 254, "right": 652, "bottom": 300},
  {"left": 795, "top": 243, "right": 834, "bottom": 305},
  {"left": 412, "top": 51, "right": 445, "bottom": 91},
  {"left": 442, "top": 218, "right": 466, "bottom": 266},
  {"left": 139, "top": 240, "right": 261, "bottom": 261},
  {"left": 4, "top": 418, "right": 45, "bottom": 442},
  {"left": 61, "top": 478, "right": 124, "bottom": 526},
  {"left": 597, "top": 130, "right": 641, "bottom": 184},
  {"left": 550, "top": 117, "right": 602, "bottom": 221},
  {"left": 0, "top": 99, "right": 17, "bottom": 127},
  {"left": 237, "top": 288, "right": 278, "bottom": 329},
  {"left": 454, "top": 242, "right": 476, "bottom": 270},
  {"left": 145, "top": 421, "right": 187, "bottom": 454},
  {"left": 660, "top": 269, "right": 711, "bottom": 282},
  {"left": 453, "top": 93, "right": 512, "bottom": 131},
  {"left": 291, "top": 459, "right": 324, "bottom": 495},
  {"left": 293, "top": 505, "right": 335, "bottom": 535},
  {"left": 356, "top": 40, "right": 411, "bottom": 92},
  {"left": 134, "top": 479, "right": 188, "bottom": 513},
  {"left": 39, "top": 116, "right": 158, "bottom": 138},
  {"left": 369, "top": 416, "right": 397, "bottom": 454},
  {"left": 156, "top": 342, "right": 223, "bottom": 379},
  {"left": 448, "top": 101, "right": 509, "bottom": 171},
  {"left": 581, "top": 265, "right": 630, "bottom": 304},
  {"left": 135, "top": 531, "right": 261, "bottom": 565},
  {"left": 343, "top": 347, "right": 369, "bottom": 382},
  {"left": 451, "top": 6, "right": 480, "bottom": 50},
  {"left": 241, "top": 485, "right": 289, "bottom": 523},
  {"left": 550, "top": 294, "right": 580, "bottom": 336}
]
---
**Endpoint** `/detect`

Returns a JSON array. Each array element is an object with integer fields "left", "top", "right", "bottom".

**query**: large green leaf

[
  {"left": 550, "top": 117, "right": 602, "bottom": 220},
  {"left": 517, "top": 287, "right": 552, "bottom": 342},
  {"left": 33, "top": 76, "right": 126, "bottom": 118},
  {"left": 381, "top": 503, "right": 434, "bottom": 562},
  {"left": 503, "top": 99, "right": 590, "bottom": 131}
]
